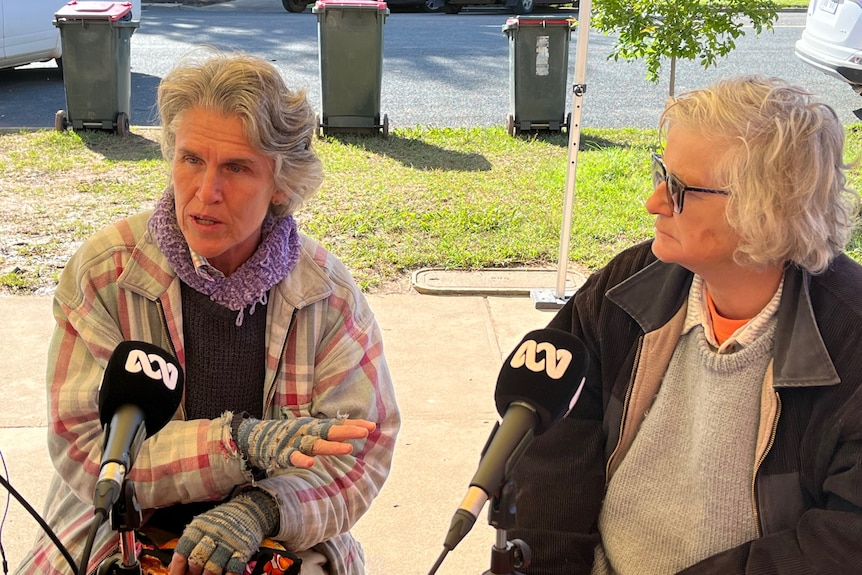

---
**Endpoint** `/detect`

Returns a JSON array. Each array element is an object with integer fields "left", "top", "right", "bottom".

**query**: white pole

[{"left": 531, "top": 0, "right": 592, "bottom": 309}]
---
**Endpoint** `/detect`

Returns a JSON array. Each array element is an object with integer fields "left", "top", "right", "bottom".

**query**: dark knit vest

[
  {"left": 146, "top": 283, "right": 269, "bottom": 532},
  {"left": 180, "top": 281, "right": 267, "bottom": 420}
]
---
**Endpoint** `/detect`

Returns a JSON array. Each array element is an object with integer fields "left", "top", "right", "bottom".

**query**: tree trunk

[{"left": 669, "top": 56, "right": 676, "bottom": 97}]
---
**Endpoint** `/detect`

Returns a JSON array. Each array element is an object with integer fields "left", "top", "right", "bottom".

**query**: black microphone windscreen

[
  {"left": 494, "top": 328, "right": 589, "bottom": 435},
  {"left": 98, "top": 340, "right": 185, "bottom": 437}
]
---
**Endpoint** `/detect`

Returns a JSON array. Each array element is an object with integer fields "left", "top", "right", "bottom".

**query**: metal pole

[{"left": 531, "top": 0, "right": 592, "bottom": 309}]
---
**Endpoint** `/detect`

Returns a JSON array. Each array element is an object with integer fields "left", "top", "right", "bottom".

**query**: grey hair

[
  {"left": 157, "top": 50, "right": 323, "bottom": 217},
  {"left": 660, "top": 75, "right": 860, "bottom": 274}
]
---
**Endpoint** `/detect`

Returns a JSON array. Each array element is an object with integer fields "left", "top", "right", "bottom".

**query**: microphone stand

[
  {"left": 482, "top": 479, "right": 530, "bottom": 575},
  {"left": 97, "top": 479, "right": 143, "bottom": 575}
]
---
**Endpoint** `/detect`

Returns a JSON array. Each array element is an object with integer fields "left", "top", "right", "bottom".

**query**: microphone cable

[
  {"left": 1, "top": 451, "right": 8, "bottom": 575},
  {"left": 0, "top": 450, "right": 79, "bottom": 575},
  {"left": 77, "top": 511, "right": 105, "bottom": 575},
  {"left": 427, "top": 546, "right": 448, "bottom": 575}
]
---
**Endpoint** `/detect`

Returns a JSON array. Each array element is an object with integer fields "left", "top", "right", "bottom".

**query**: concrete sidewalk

[{"left": 0, "top": 289, "right": 564, "bottom": 574}]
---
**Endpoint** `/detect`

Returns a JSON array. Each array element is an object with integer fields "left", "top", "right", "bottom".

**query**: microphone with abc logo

[
  {"left": 93, "top": 340, "right": 185, "bottom": 517},
  {"left": 438, "top": 328, "right": 590, "bottom": 558}
]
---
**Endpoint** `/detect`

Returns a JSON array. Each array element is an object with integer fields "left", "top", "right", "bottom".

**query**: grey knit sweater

[{"left": 592, "top": 319, "right": 776, "bottom": 575}]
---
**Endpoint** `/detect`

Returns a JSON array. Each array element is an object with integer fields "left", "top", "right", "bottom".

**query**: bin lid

[
  {"left": 55, "top": 1, "right": 133, "bottom": 21},
  {"left": 313, "top": 0, "right": 388, "bottom": 11},
  {"left": 502, "top": 16, "right": 576, "bottom": 32}
]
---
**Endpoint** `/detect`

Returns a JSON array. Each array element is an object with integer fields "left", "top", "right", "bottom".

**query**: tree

[{"left": 592, "top": 0, "right": 780, "bottom": 96}]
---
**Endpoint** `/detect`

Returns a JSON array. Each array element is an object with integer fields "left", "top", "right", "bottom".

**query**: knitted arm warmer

[{"left": 232, "top": 412, "right": 339, "bottom": 472}]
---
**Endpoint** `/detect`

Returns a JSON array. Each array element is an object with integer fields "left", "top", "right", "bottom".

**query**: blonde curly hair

[{"left": 660, "top": 75, "right": 860, "bottom": 274}]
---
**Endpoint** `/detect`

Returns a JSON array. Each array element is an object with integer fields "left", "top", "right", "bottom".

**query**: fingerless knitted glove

[
  {"left": 235, "top": 414, "right": 338, "bottom": 471},
  {"left": 174, "top": 489, "right": 280, "bottom": 574}
]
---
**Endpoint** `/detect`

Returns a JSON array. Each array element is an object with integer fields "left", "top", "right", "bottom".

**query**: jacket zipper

[
  {"left": 266, "top": 307, "right": 298, "bottom": 413},
  {"left": 605, "top": 335, "right": 644, "bottom": 483},
  {"left": 751, "top": 391, "right": 781, "bottom": 538},
  {"left": 156, "top": 298, "right": 185, "bottom": 420}
]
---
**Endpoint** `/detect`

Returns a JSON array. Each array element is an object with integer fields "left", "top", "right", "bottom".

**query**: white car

[
  {"left": 0, "top": 0, "right": 62, "bottom": 70},
  {"left": 795, "top": 0, "right": 862, "bottom": 94},
  {"left": 0, "top": 0, "right": 141, "bottom": 71}
]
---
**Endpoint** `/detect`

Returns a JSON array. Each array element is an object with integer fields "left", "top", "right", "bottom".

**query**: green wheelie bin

[
  {"left": 502, "top": 15, "right": 576, "bottom": 136},
  {"left": 53, "top": 1, "right": 139, "bottom": 136},
  {"left": 313, "top": 0, "right": 390, "bottom": 137}
]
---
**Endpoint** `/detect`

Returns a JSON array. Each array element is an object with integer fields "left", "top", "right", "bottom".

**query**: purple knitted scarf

[{"left": 149, "top": 189, "right": 301, "bottom": 326}]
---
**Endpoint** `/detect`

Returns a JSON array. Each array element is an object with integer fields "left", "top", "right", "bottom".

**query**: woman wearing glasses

[{"left": 509, "top": 75, "right": 862, "bottom": 574}]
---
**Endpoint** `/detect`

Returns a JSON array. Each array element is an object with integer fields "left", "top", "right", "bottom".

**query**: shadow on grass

[
  {"left": 323, "top": 132, "right": 493, "bottom": 172},
  {"left": 76, "top": 129, "right": 162, "bottom": 162},
  {"left": 581, "top": 133, "right": 634, "bottom": 150},
  {"left": 510, "top": 130, "right": 630, "bottom": 151}
]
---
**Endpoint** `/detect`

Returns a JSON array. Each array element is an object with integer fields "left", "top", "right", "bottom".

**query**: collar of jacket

[
  {"left": 606, "top": 258, "right": 840, "bottom": 389},
  {"left": 116, "top": 211, "right": 334, "bottom": 310}
]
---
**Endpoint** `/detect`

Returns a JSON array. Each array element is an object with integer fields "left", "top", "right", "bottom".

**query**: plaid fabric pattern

[{"left": 15, "top": 211, "right": 400, "bottom": 575}]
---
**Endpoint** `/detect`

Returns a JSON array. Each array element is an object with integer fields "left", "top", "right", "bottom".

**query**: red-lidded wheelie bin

[
  {"left": 53, "top": 1, "right": 139, "bottom": 136},
  {"left": 313, "top": 0, "right": 390, "bottom": 137},
  {"left": 502, "top": 15, "right": 576, "bottom": 136}
]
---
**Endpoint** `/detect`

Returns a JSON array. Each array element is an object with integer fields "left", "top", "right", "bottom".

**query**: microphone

[
  {"left": 442, "top": 328, "right": 589, "bottom": 551},
  {"left": 93, "top": 340, "right": 184, "bottom": 517}
]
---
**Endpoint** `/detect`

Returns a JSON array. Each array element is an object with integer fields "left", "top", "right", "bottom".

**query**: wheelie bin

[
  {"left": 313, "top": 0, "right": 390, "bottom": 137},
  {"left": 53, "top": 1, "right": 139, "bottom": 136},
  {"left": 502, "top": 15, "right": 576, "bottom": 136}
]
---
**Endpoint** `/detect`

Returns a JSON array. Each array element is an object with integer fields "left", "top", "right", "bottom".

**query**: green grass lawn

[{"left": 0, "top": 125, "right": 859, "bottom": 293}]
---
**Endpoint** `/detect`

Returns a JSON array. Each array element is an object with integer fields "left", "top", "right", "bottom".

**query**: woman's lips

[{"left": 191, "top": 214, "right": 219, "bottom": 226}]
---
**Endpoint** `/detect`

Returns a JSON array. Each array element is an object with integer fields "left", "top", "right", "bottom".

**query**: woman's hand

[
  {"left": 236, "top": 416, "right": 376, "bottom": 471},
  {"left": 169, "top": 489, "right": 277, "bottom": 575},
  {"left": 287, "top": 418, "right": 376, "bottom": 468}
]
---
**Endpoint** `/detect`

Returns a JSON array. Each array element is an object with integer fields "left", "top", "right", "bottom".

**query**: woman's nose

[
  {"left": 645, "top": 180, "right": 672, "bottom": 216},
  {"left": 195, "top": 168, "right": 223, "bottom": 204}
]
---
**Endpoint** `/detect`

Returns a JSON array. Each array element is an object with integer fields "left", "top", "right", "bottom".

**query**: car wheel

[
  {"left": 282, "top": 0, "right": 309, "bottom": 12},
  {"left": 422, "top": 0, "right": 443, "bottom": 12},
  {"left": 442, "top": 2, "right": 462, "bottom": 13},
  {"left": 512, "top": 0, "right": 533, "bottom": 14}
]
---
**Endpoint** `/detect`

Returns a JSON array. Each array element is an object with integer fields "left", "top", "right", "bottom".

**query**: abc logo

[
  {"left": 125, "top": 350, "right": 180, "bottom": 390},
  {"left": 510, "top": 339, "right": 572, "bottom": 380}
]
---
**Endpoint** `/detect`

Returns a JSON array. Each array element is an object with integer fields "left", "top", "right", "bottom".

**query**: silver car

[
  {"left": 0, "top": 0, "right": 62, "bottom": 70},
  {"left": 0, "top": 0, "right": 141, "bottom": 71},
  {"left": 795, "top": 0, "right": 862, "bottom": 94}
]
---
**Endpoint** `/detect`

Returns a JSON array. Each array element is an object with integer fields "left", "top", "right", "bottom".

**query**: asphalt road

[{"left": 2, "top": 3, "right": 861, "bottom": 130}]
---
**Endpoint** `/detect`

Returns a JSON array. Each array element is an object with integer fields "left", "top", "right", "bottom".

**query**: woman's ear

[{"left": 271, "top": 189, "right": 288, "bottom": 205}]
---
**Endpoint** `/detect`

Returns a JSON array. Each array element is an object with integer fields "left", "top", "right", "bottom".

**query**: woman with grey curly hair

[
  {"left": 508, "top": 75, "right": 862, "bottom": 574},
  {"left": 17, "top": 52, "right": 399, "bottom": 575},
  {"left": 658, "top": 74, "right": 857, "bottom": 274}
]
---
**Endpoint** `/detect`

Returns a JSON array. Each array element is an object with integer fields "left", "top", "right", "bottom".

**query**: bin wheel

[
  {"left": 506, "top": 113, "right": 516, "bottom": 137},
  {"left": 55, "top": 110, "right": 67, "bottom": 132},
  {"left": 442, "top": 2, "right": 461, "bottom": 13},
  {"left": 117, "top": 112, "right": 130, "bottom": 137},
  {"left": 512, "top": 0, "right": 534, "bottom": 14},
  {"left": 282, "top": 0, "right": 309, "bottom": 12},
  {"left": 565, "top": 112, "right": 572, "bottom": 132},
  {"left": 382, "top": 114, "right": 389, "bottom": 138}
]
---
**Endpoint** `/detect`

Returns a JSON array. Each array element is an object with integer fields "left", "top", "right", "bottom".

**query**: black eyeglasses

[{"left": 651, "top": 153, "right": 729, "bottom": 214}]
